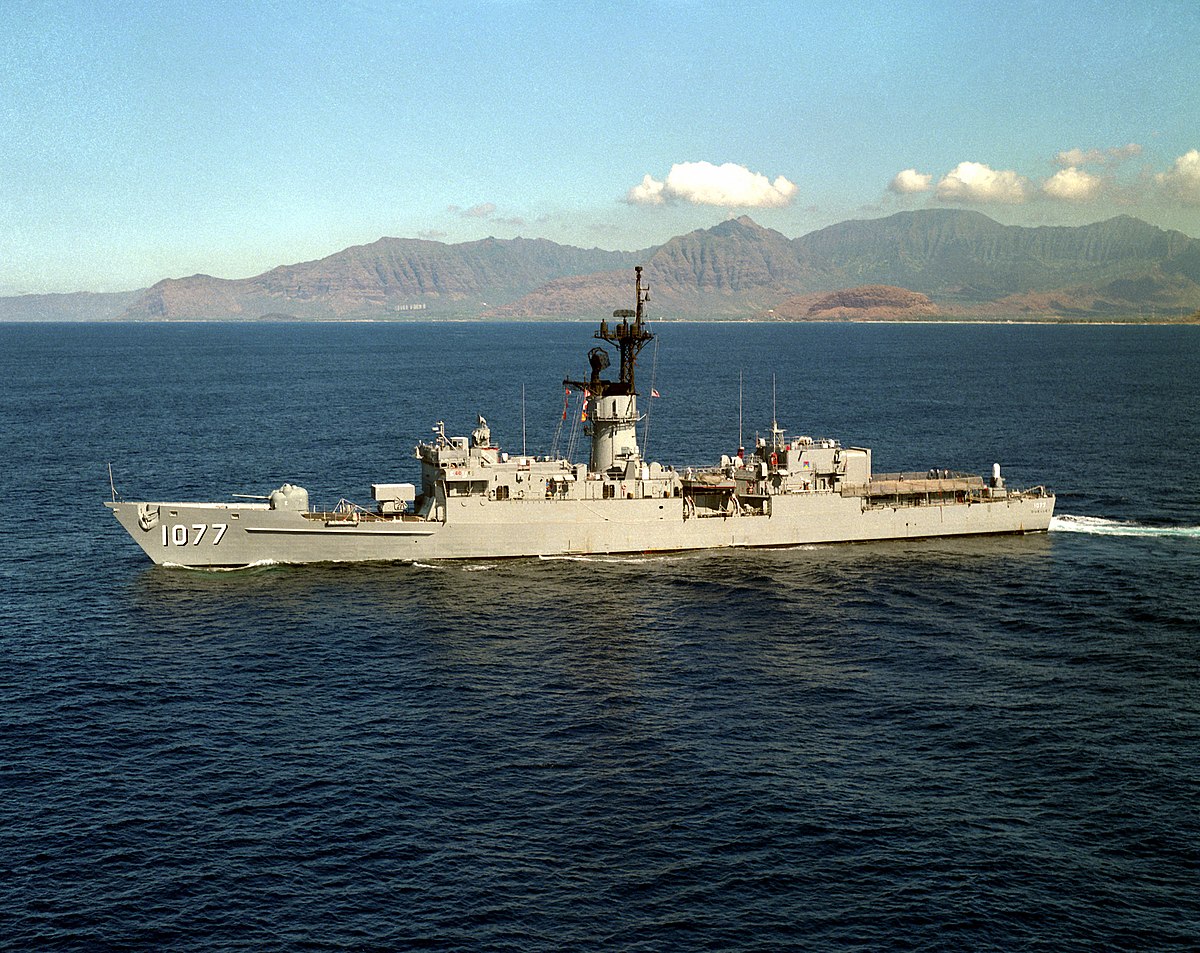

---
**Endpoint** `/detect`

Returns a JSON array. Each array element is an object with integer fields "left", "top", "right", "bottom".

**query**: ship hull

[{"left": 106, "top": 491, "right": 1055, "bottom": 568}]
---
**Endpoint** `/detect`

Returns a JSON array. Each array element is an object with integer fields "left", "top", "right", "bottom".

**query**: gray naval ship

[{"left": 107, "top": 267, "right": 1055, "bottom": 567}]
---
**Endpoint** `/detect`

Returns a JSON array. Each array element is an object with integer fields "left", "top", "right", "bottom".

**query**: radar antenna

[
  {"left": 566, "top": 266, "right": 653, "bottom": 397},
  {"left": 562, "top": 266, "right": 656, "bottom": 475},
  {"left": 587, "top": 347, "right": 610, "bottom": 387}
]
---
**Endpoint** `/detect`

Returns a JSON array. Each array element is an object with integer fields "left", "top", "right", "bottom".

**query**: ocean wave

[
  {"left": 1050, "top": 515, "right": 1200, "bottom": 538},
  {"left": 538, "top": 554, "right": 607, "bottom": 563},
  {"left": 162, "top": 558, "right": 282, "bottom": 571},
  {"left": 537, "top": 553, "right": 685, "bottom": 564}
]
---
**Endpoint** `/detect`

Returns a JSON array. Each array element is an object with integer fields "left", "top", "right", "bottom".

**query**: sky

[{"left": 2, "top": 0, "right": 1199, "bottom": 295}]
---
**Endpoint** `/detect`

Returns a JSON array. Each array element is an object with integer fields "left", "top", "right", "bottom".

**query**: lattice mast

[{"left": 564, "top": 267, "right": 654, "bottom": 474}]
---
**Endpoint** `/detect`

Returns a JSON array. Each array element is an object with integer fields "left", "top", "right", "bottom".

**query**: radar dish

[{"left": 588, "top": 347, "right": 610, "bottom": 377}]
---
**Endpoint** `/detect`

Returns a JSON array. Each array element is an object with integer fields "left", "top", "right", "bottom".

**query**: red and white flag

[{"left": 651, "top": 389, "right": 661, "bottom": 398}]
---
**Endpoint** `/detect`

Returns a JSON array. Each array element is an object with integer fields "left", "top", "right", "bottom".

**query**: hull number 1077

[{"left": 162, "top": 523, "right": 228, "bottom": 546}]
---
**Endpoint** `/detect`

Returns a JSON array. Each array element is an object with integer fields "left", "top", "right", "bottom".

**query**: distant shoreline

[{"left": 3, "top": 316, "right": 1197, "bottom": 327}]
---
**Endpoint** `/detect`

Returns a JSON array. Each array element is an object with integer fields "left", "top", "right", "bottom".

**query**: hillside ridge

[{"left": 3, "top": 210, "right": 1198, "bottom": 321}]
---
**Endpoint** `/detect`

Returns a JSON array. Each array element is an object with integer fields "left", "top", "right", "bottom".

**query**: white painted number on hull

[{"left": 161, "top": 523, "right": 229, "bottom": 546}]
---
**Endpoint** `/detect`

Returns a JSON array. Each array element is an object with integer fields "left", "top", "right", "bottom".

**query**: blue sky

[{"left": 3, "top": 0, "right": 1199, "bottom": 295}]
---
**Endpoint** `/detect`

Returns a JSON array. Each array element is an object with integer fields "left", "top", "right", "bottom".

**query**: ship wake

[
  {"left": 538, "top": 553, "right": 690, "bottom": 565},
  {"left": 162, "top": 558, "right": 283, "bottom": 572},
  {"left": 1050, "top": 515, "right": 1200, "bottom": 539}
]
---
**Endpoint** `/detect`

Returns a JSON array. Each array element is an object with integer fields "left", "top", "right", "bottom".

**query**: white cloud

[
  {"left": 627, "top": 174, "right": 666, "bottom": 205},
  {"left": 1043, "top": 166, "right": 1102, "bottom": 201},
  {"left": 1056, "top": 148, "right": 1094, "bottom": 167},
  {"left": 1156, "top": 149, "right": 1200, "bottom": 206},
  {"left": 936, "top": 161, "right": 1030, "bottom": 204},
  {"left": 1056, "top": 143, "right": 1142, "bottom": 168},
  {"left": 625, "top": 161, "right": 797, "bottom": 208},
  {"left": 888, "top": 169, "right": 933, "bottom": 194},
  {"left": 447, "top": 202, "right": 520, "bottom": 223},
  {"left": 1111, "top": 143, "right": 1144, "bottom": 163}
]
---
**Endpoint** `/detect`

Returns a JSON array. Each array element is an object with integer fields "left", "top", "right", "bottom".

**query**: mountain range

[{"left": 4, "top": 209, "right": 1199, "bottom": 322}]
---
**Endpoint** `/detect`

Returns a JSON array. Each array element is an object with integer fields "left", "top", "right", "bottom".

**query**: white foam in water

[
  {"left": 1051, "top": 515, "right": 1200, "bottom": 538},
  {"left": 165, "top": 558, "right": 282, "bottom": 571},
  {"left": 537, "top": 553, "right": 683, "bottom": 564},
  {"left": 538, "top": 554, "right": 604, "bottom": 563}
]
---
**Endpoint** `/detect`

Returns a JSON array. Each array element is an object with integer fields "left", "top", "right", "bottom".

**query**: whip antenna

[{"left": 642, "top": 335, "right": 660, "bottom": 457}]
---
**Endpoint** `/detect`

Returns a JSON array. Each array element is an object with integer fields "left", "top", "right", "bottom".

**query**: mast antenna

[
  {"left": 771, "top": 373, "right": 785, "bottom": 450},
  {"left": 739, "top": 369, "right": 744, "bottom": 451},
  {"left": 642, "top": 334, "right": 660, "bottom": 456}
]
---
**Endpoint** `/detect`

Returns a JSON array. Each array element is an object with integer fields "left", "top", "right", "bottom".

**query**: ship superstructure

[{"left": 106, "top": 267, "right": 1054, "bottom": 567}]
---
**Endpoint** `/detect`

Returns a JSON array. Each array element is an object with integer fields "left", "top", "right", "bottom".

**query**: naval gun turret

[{"left": 565, "top": 266, "right": 654, "bottom": 475}]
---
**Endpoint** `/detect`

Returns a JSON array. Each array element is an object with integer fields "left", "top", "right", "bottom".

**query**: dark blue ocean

[{"left": 2, "top": 321, "right": 1198, "bottom": 951}]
